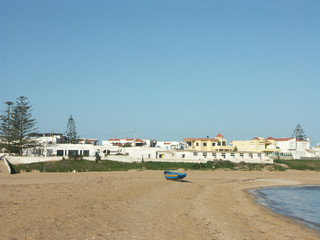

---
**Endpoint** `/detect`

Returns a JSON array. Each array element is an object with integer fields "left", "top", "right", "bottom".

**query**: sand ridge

[{"left": 1, "top": 170, "right": 320, "bottom": 240}]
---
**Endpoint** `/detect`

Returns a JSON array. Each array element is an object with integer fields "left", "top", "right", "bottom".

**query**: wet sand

[{"left": 1, "top": 170, "right": 320, "bottom": 240}]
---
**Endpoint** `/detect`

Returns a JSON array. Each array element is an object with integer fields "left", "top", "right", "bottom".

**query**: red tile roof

[
  {"left": 216, "top": 133, "right": 224, "bottom": 138},
  {"left": 275, "top": 138, "right": 294, "bottom": 141},
  {"left": 275, "top": 138, "right": 309, "bottom": 142},
  {"left": 109, "top": 138, "right": 120, "bottom": 141},
  {"left": 108, "top": 138, "right": 145, "bottom": 142},
  {"left": 266, "top": 137, "right": 275, "bottom": 140},
  {"left": 183, "top": 138, "right": 219, "bottom": 142}
]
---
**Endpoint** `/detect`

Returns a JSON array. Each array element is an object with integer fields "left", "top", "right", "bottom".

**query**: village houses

[{"left": 4, "top": 131, "right": 319, "bottom": 165}]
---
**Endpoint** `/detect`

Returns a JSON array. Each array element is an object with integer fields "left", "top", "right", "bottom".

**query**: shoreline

[
  {"left": 1, "top": 170, "right": 320, "bottom": 239},
  {"left": 248, "top": 185, "right": 320, "bottom": 233}
]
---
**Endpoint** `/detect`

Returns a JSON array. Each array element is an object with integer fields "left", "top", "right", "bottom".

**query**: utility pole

[{"left": 134, "top": 129, "right": 136, "bottom": 147}]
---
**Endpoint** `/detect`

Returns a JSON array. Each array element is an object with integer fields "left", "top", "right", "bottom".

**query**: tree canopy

[
  {"left": 0, "top": 96, "right": 38, "bottom": 155},
  {"left": 65, "top": 115, "right": 78, "bottom": 143},
  {"left": 292, "top": 123, "right": 307, "bottom": 140}
]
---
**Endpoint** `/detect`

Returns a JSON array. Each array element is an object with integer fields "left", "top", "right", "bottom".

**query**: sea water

[{"left": 250, "top": 185, "right": 320, "bottom": 232}]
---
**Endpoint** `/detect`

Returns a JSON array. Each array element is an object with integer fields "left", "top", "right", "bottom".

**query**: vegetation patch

[
  {"left": 11, "top": 159, "right": 320, "bottom": 174},
  {"left": 274, "top": 159, "right": 320, "bottom": 171},
  {"left": 12, "top": 160, "right": 143, "bottom": 173},
  {"left": 10, "top": 159, "right": 301, "bottom": 173}
]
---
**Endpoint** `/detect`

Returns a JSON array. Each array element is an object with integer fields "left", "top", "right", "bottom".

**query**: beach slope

[{"left": 0, "top": 170, "right": 319, "bottom": 240}]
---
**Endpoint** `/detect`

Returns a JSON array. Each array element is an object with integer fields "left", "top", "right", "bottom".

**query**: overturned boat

[{"left": 163, "top": 170, "right": 187, "bottom": 181}]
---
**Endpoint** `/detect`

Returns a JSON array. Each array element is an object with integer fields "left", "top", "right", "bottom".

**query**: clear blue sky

[{"left": 1, "top": 0, "right": 319, "bottom": 145}]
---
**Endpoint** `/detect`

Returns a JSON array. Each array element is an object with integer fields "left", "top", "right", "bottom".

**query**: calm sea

[{"left": 250, "top": 185, "right": 320, "bottom": 232}]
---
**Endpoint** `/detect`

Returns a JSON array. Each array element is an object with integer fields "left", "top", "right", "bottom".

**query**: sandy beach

[{"left": 1, "top": 170, "right": 320, "bottom": 240}]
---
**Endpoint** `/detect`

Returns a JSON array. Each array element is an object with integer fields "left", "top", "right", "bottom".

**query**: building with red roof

[
  {"left": 104, "top": 137, "right": 146, "bottom": 147},
  {"left": 274, "top": 137, "right": 311, "bottom": 159},
  {"left": 230, "top": 137, "right": 280, "bottom": 155},
  {"left": 183, "top": 133, "right": 233, "bottom": 152}
]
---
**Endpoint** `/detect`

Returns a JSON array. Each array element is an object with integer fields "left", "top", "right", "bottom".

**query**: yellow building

[
  {"left": 183, "top": 133, "right": 233, "bottom": 152},
  {"left": 230, "top": 137, "right": 280, "bottom": 154}
]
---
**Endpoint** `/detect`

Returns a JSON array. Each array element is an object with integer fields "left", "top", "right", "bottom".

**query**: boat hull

[{"left": 163, "top": 171, "right": 187, "bottom": 181}]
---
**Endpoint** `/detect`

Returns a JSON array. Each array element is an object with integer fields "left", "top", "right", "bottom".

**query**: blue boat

[{"left": 163, "top": 171, "right": 187, "bottom": 181}]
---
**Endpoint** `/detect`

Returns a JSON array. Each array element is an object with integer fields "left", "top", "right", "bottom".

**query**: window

[
  {"left": 203, "top": 143, "right": 207, "bottom": 146},
  {"left": 212, "top": 143, "right": 216, "bottom": 146},
  {"left": 231, "top": 153, "right": 235, "bottom": 157},
  {"left": 196, "top": 143, "right": 199, "bottom": 146},
  {"left": 193, "top": 152, "right": 198, "bottom": 156},
  {"left": 181, "top": 154, "right": 185, "bottom": 158},
  {"left": 222, "top": 142, "right": 226, "bottom": 146},
  {"left": 159, "top": 154, "right": 164, "bottom": 158},
  {"left": 83, "top": 150, "right": 89, "bottom": 156},
  {"left": 218, "top": 142, "right": 221, "bottom": 146},
  {"left": 240, "top": 153, "right": 244, "bottom": 158},
  {"left": 212, "top": 153, "right": 216, "bottom": 158},
  {"left": 203, "top": 152, "right": 207, "bottom": 157},
  {"left": 46, "top": 149, "right": 53, "bottom": 156},
  {"left": 57, "top": 150, "right": 63, "bottom": 156},
  {"left": 68, "top": 150, "right": 78, "bottom": 156},
  {"left": 222, "top": 153, "right": 226, "bottom": 158},
  {"left": 249, "top": 153, "right": 253, "bottom": 159}
]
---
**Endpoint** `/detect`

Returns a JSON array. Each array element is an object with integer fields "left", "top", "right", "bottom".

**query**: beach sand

[{"left": 1, "top": 170, "right": 320, "bottom": 240}]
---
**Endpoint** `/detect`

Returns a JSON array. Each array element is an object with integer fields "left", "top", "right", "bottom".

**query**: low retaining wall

[
  {"left": 6, "top": 156, "right": 63, "bottom": 165},
  {"left": 106, "top": 155, "right": 209, "bottom": 163},
  {"left": 106, "top": 155, "right": 272, "bottom": 164},
  {"left": 6, "top": 156, "right": 97, "bottom": 165},
  {"left": 5, "top": 154, "right": 273, "bottom": 165}
]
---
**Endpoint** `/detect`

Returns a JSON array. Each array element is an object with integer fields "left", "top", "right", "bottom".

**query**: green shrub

[
  {"left": 272, "top": 164, "right": 287, "bottom": 171},
  {"left": 274, "top": 159, "right": 320, "bottom": 171}
]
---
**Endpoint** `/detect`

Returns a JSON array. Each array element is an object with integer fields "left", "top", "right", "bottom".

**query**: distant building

[
  {"left": 156, "top": 141, "right": 185, "bottom": 150},
  {"left": 230, "top": 137, "right": 280, "bottom": 156},
  {"left": 102, "top": 137, "right": 146, "bottom": 147},
  {"left": 23, "top": 134, "right": 99, "bottom": 157},
  {"left": 78, "top": 138, "right": 99, "bottom": 145},
  {"left": 28, "top": 133, "right": 65, "bottom": 145},
  {"left": 183, "top": 133, "right": 233, "bottom": 152},
  {"left": 275, "top": 137, "right": 311, "bottom": 159},
  {"left": 309, "top": 145, "right": 320, "bottom": 158}
]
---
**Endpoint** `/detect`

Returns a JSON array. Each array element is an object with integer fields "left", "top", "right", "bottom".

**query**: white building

[
  {"left": 306, "top": 145, "right": 320, "bottom": 158},
  {"left": 102, "top": 137, "right": 146, "bottom": 147},
  {"left": 275, "top": 138, "right": 312, "bottom": 159},
  {"left": 78, "top": 138, "right": 99, "bottom": 145},
  {"left": 155, "top": 141, "right": 185, "bottom": 150},
  {"left": 28, "top": 133, "right": 65, "bottom": 145},
  {"left": 23, "top": 143, "right": 101, "bottom": 157}
]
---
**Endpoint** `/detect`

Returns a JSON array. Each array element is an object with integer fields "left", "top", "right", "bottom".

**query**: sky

[{"left": 1, "top": 0, "right": 319, "bottom": 145}]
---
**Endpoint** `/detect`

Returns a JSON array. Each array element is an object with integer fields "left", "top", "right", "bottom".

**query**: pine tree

[
  {"left": 10, "top": 96, "right": 38, "bottom": 155},
  {"left": 0, "top": 101, "right": 14, "bottom": 154},
  {"left": 292, "top": 123, "right": 306, "bottom": 140},
  {"left": 65, "top": 115, "right": 78, "bottom": 143}
]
